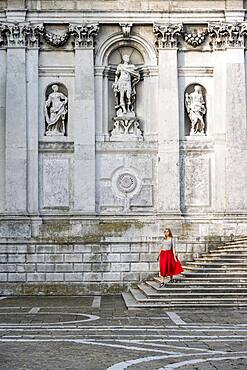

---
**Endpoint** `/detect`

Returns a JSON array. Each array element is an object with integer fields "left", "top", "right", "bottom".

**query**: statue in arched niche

[
  {"left": 185, "top": 85, "right": 206, "bottom": 135},
  {"left": 45, "top": 84, "right": 68, "bottom": 136},
  {"left": 112, "top": 54, "right": 140, "bottom": 118}
]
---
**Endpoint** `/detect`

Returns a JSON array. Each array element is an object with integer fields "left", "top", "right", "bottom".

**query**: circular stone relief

[
  {"left": 111, "top": 167, "right": 142, "bottom": 200},
  {"left": 117, "top": 173, "right": 137, "bottom": 194}
]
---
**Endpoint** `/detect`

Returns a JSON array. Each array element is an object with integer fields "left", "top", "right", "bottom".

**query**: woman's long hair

[{"left": 164, "top": 228, "right": 173, "bottom": 238}]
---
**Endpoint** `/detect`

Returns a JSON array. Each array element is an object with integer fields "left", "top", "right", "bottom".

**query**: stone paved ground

[{"left": 0, "top": 295, "right": 246, "bottom": 370}]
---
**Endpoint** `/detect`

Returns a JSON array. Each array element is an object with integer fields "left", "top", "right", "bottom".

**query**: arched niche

[
  {"left": 95, "top": 33, "right": 158, "bottom": 141},
  {"left": 107, "top": 45, "right": 145, "bottom": 134},
  {"left": 184, "top": 83, "right": 207, "bottom": 136},
  {"left": 44, "top": 83, "right": 68, "bottom": 137}
]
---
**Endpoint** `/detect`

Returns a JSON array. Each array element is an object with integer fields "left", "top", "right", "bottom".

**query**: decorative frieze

[
  {"left": 69, "top": 23, "right": 99, "bottom": 48},
  {"left": 208, "top": 22, "right": 247, "bottom": 49},
  {"left": 153, "top": 23, "right": 183, "bottom": 48}
]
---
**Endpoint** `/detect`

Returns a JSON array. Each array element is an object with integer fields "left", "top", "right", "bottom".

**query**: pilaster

[
  {"left": 69, "top": 24, "right": 99, "bottom": 213},
  {"left": 26, "top": 25, "right": 43, "bottom": 214},
  {"left": 5, "top": 23, "right": 28, "bottom": 212},
  {"left": 209, "top": 22, "right": 247, "bottom": 212},
  {"left": 153, "top": 24, "right": 182, "bottom": 214}
]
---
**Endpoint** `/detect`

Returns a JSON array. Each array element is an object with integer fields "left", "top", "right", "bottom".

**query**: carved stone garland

[{"left": 184, "top": 31, "right": 207, "bottom": 48}]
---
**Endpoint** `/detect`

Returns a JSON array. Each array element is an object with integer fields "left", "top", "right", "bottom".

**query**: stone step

[
  {"left": 184, "top": 265, "right": 247, "bottom": 271},
  {"left": 129, "top": 288, "right": 247, "bottom": 304},
  {"left": 147, "top": 280, "right": 247, "bottom": 292},
  {"left": 122, "top": 292, "right": 247, "bottom": 309},
  {"left": 153, "top": 276, "right": 247, "bottom": 284},
  {"left": 138, "top": 283, "right": 247, "bottom": 299},
  {"left": 200, "top": 251, "right": 247, "bottom": 258},
  {"left": 193, "top": 257, "right": 247, "bottom": 263},
  {"left": 207, "top": 248, "right": 247, "bottom": 253},
  {"left": 183, "top": 268, "right": 247, "bottom": 279},
  {"left": 186, "top": 261, "right": 247, "bottom": 267}
]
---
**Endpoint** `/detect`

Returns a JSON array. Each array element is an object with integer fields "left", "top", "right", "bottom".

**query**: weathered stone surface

[{"left": 0, "top": 1, "right": 246, "bottom": 293}]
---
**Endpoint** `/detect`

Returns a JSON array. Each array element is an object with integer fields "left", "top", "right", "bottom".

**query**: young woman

[{"left": 157, "top": 228, "right": 183, "bottom": 287}]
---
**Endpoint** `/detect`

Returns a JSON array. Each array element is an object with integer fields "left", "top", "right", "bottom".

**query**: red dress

[{"left": 159, "top": 239, "right": 183, "bottom": 277}]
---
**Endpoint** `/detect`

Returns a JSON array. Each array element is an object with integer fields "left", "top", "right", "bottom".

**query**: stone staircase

[{"left": 123, "top": 237, "right": 247, "bottom": 309}]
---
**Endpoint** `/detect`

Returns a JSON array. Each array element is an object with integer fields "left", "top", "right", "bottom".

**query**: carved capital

[
  {"left": 27, "top": 24, "right": 44, "bottom": 48},
  {"left": 0, "top": 23, "right": 8, "bottom": 47},
  {"left": 208, "top": 22, "right": 247, "bottom": 49},
  {"left": 69, "top": 23, "right": 99, "bottom": 48},
  {"left": 4, "top": 22, "right": 29, "bottom": 47},
  {"left": 153, "top": 23, "right": 183, "bottom": 49},
  {"left": 0, "top": 22, "right": 44, "bottom": 48}
]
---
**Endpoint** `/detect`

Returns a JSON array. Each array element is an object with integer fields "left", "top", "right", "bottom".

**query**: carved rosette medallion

[
  {"left": 153, "top": 23, "right": 183, "bottom": 48},
  {"left": 112, "top": 167, "right": 142, "bottom": 211},
  {"left": 117, "top": 173, "right": 137, "bottom": 194}
]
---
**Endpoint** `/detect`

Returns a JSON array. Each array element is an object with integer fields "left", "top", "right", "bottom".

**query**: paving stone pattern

[{"left": 0, "top": 295, "right": 246, "bottom": 369}]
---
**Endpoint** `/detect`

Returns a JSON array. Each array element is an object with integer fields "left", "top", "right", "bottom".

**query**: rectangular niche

[
  {"left": 42, "top": 157, "right": 70, "bottom": 209},
  {"left": 182, "top": 154, "right": 211, "bottom": 208}
]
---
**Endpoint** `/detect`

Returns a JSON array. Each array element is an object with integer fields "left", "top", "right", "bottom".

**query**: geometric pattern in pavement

[{"left": 0, "top": 296, "right": 247, "bottom": 369}]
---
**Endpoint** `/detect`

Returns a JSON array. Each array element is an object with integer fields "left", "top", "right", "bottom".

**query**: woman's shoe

[{"left": 159, "top": 282, "right": 164, "bottom": 288}]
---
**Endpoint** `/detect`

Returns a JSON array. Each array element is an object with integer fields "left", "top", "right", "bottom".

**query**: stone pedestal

[{"left": 110, "top": 116, "right": 143, "bottom": 141}]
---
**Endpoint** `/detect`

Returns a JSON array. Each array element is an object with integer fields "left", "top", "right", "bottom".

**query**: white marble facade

[{"left": 0, "top": 0, "right": 247, "bottom": 293}]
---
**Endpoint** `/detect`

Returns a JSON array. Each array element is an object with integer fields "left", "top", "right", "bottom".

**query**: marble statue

[
  {"left": 45, "top": 84, "right": 68, "bottom": 136},
  {"left": 112, "top": 54, "right": 140, "bottom": 117},
  {"left": 185, "top": 85, "right": 206, "bottom": 135}
]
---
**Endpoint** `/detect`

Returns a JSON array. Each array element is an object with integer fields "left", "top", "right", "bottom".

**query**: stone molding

[
  {"left": 179, "top": 139, "right": 214, "bottom": 152},
  {"left": 39, "top": 141, "right": 74, "bottom": 153}
]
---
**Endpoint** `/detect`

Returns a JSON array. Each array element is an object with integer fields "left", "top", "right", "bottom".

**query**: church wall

[{"left": 0, "top": 0, "right": 247, "bottom": 293}]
